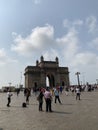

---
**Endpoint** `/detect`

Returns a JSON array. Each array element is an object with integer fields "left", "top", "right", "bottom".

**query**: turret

[
  {"left": 36, "top": 60, "right": 39, "bottom": 66},
  {"left": 40, "top": 55, "right": 44, "bottom": 62},
  {"left": 55, "top": 57, "right": 59, "bottom": 64}
]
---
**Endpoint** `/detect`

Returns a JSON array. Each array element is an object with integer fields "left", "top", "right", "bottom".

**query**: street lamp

[
  {"left": 96, "top": 79, "right": 98, "bottom": 85},
  {"left": 75, "top": 72, "right": 80, "bottom": 86}
]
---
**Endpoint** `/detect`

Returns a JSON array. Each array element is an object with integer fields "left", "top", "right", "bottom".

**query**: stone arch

[
  {"left": 46, "top": 74, "right": 55, "bottom": 87},
  {"left": 24, "top": 56, "right": 70, "bottom": 89}
]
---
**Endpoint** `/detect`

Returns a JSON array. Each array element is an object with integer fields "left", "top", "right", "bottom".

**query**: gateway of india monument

[{"left": 24, "top": 56, "right": 70, "bottom": 89}]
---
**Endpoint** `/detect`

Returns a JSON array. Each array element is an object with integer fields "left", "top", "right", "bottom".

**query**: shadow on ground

[{"left": 53, "top": 110, "right": 72, "bottom": 115}]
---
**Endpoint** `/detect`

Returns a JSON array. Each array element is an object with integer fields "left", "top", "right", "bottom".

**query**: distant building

[
  {"left": 24, "top": 56, "right": 70, "bottom": 89},
  {"left": 19, "top": 84, "right": 23, "bottom": 89},
  {"left": 2, "top": 86, "right": 16, "bottom": 92}
]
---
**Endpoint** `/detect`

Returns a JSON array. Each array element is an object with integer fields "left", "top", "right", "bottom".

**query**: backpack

[{"left": 22, "top": 102, "right": 27, "bottom": 108}]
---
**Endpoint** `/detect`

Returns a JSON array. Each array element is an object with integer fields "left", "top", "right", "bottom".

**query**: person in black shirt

[{"left": 37, "top": 90, "right": 44, "bottom": 111}]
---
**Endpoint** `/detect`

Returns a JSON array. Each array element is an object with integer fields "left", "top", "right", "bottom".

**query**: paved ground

[{"left": 0, "top": 90, "right": 98, "bottom": 130}]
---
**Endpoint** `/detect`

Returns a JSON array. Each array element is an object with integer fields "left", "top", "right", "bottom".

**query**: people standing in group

[
  {"left": 44, "top": 87, "right": 53, "bottom": 112},
  {"left": 75, "top": 86, "right": 81, "bottom": 100},
  {"left": 54, "top": 87, "right": 62, "bottom": 104},
  {"left": 7, "top": 89, "right": 13, "bottom": 107}
]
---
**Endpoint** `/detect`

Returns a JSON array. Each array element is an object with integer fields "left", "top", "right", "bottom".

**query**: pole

[
  {"left": 75, "top": 72, "right": 80, "bottom": 86},
  {"left": 96, "top": 79, "right": 98, "bottom": 85}
]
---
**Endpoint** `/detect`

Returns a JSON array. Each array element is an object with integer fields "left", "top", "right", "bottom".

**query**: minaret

[
  {"left": 36, "top": 60, "right": 39, "bottom": 66},
  {"left": 40, "top": 55, "right": 44, "bottom": 62},
  {"left": 55, "top": 57, "right": 59, "bottom": 64}
]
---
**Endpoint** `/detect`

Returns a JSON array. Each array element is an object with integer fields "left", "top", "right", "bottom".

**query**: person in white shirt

[
  {"left": 7, "top": 90, "right": 13, "bottom": 107},
  {"left": 44, "top": 88, "right": 53, "bottom": 112},
  {"left": 75, "top": 86, "right": 81, "bottom": 100},
  {"left": 54, "top": 87, "right": 62, "bottom": 104}
]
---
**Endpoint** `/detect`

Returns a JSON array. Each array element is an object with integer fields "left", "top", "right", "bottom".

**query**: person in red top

[{"left": 44, "top": 87, "right": 53, "bottom": 112}]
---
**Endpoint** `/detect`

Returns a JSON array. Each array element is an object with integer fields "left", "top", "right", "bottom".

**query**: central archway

[{"left": 46, "top": 74, "right": 55, "bottom": 87}]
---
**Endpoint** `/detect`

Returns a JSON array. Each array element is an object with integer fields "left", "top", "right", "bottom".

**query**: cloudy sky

[{"left": 0, "top": 0, "right": 98, "bottom": 88}]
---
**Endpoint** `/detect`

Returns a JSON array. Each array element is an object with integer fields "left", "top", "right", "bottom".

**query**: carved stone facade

[{"left": 24, "top": 56, "right": 70, "bottom": 88}]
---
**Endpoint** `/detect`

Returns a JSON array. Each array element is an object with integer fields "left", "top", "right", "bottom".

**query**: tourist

[
  {"left": 7, "top": 89, "right": 13, "bottom": 107},
  {"left": 16, "top": 88, "right": 20, "bottom": 96},
  {"left": 75, "top": 86, "right": 81, "bottom": 100},
  {"left": 54, "top": 87, "right": 62, "bottom": 104},
  {"left": 59, "top": 86, "right": 63, "bottom": 94},
  {"left": 37, "top": 89, "right": 44, "bottom": 111},
  {"left": 44, "top": 87, "right": 53, "bottom": 112},
  {"left": 70, "top": 86, "right": 75, "bottom": 95},
  {"left": 65, "top": 86, "right": 69, "bottom": 96},
  {"left": 26, "top": 88, "right": 31, "bottom": 105}
]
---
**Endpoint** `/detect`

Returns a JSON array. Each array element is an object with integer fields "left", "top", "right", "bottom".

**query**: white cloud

[
  {"left": 11, "top": 22, "right": 98, "bottom": 68},
  {"left": 63, "top": 19, "right": 83, "bottom": 29},
  {"left": 91, "top": 37, "right": 98, "bottom": 50},
  {"left": 73, "top": 20, "right": 83, "bottom": 26},
  {"left": 0, "top": 48, "right": 17, "bottom": 66},
  {"left": 57, "top": 28, "right": 79, "bottom": 60},
  {"left": 33, "top": 0, "right": 41, "bottom": 4},
  {"left": 86, "top": 16, "right": 98, "bottom": 34},
  {"left": 42, "top": 49, "right": 59, "bottom": 61},
  {"left": 11, "top": 24, "right": 55, "bottom": 56},
  {"left": 0, "top": 48, "right": 6, "bottom": 57},
  {"left": 63, "top": 19, "right": 70, "bottom": 28},
  {"left": 71, "top": 52, "right": 98, "bottom": 67},
  {"left": 11, "top": 18, "right": 98, "bottom": 84}
]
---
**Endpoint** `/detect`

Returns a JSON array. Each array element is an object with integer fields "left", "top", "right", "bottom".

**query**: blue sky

[{"left": 0, "top": 0, "right": 98, "bottom": 88}]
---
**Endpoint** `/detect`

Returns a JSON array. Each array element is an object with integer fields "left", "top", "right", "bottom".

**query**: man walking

[
  {"left": 7, "top": 89, "right": 13, "bottom": 107},
  {"left": 54, "top": 87, "right": 62, "bottom": 104}
]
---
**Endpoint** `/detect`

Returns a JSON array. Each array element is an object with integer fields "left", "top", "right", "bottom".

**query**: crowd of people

[{"left": 6, "top": 84, "right": 98, "bottom": 112}]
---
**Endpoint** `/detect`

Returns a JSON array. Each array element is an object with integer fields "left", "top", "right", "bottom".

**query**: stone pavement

[{"left": 0, "top": 90, "right": 98, "bottom": 130}]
